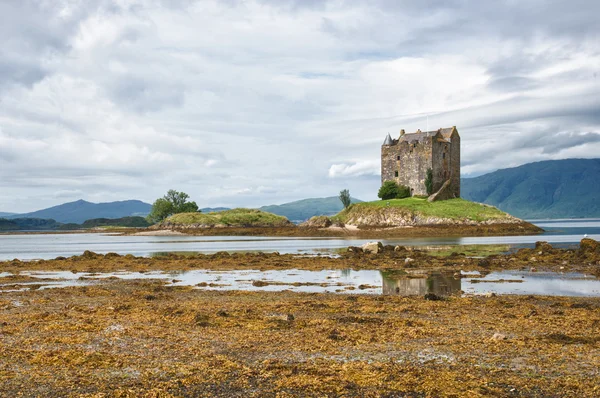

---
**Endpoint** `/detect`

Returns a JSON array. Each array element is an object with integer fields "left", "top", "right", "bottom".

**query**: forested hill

[
  {"left": 260, "top": 196, "right": 363, "bottom": 222},
  {"left": 7, "top": 199, "right": 151, "bottom": 224},
  {"left": 461, "top": 158, "right": 600, "bottom": 219}
]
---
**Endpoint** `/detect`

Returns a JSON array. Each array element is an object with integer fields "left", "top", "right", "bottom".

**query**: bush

[
  {"left": 397, "top": 184, "right": 411, "bottom": 199},
  {"left": 425, "top": 168, "right": 433, "bottom": 196},
  {"left": 378, "top": 181, "right": 400, "bottom": 200},
  {"left": 378, "top": 181, "right": 412, "bottom": 200}
]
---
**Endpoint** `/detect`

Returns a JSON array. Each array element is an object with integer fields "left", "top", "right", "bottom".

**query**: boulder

[
  {"left": 361, "top": 241, "right": 383, "bottom": 254},
  {"left": 534, "top": 241, "right": 554, "bottom": 253},
  {"left": 579, "top": 238, "right": 599, "bottom": 254},
  {"left": 299, "top": 216, "right": 332, "bottom": 228}
]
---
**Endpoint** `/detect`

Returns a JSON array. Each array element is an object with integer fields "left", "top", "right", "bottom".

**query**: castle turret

[{"left": 382, "top": 133, "right": 393, "bottom": 146}]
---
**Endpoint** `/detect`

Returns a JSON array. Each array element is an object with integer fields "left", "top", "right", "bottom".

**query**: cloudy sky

[{"left": 1, "top": 0, "right": 599, "bottom": 212}]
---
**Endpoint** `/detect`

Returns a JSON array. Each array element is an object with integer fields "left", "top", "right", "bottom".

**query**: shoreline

[
  {"left": 2, "top": 239, "right": 598, "bottom": 275},
  {"left": 0, "top": 222, "right": 543, "bottom": 237}
]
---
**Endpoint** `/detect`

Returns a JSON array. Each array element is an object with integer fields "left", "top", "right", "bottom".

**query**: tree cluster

[{"left": 147, "top": 190, "right": 199, "bottom": 224}]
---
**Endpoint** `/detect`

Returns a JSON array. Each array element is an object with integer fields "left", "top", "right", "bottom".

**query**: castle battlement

[{"left": 381, "top": 126, "right": 460, "bottom": 199}]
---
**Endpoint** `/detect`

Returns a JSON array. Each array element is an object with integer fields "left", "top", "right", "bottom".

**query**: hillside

[
  {"left": 80, "top": 216, "right": 150, "bottom": 229},
  {"left": 160, "top": 209, "right": 292, "bottom": 228},
  {"left": 0, "top": 218, "right": 62, "bottom": 231},
  {"left": 333, "top": 198, "right": 528, "bottom": 227},
  {"left": 0, "top": 212, "right": 16, "bottom": 218},
  {"left": 259, "top": 196, "right": 363, "bottom": 222},
  {"left": 7, "top": 199, "right": 152, "bottom": 224},
  {"left": 461, "top": 158, "right": 600, "bottom": 219}
]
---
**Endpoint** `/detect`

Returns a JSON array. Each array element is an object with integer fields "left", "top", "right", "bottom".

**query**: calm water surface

[
  {"left": 2, "top": 269, "right": 599, "bottom": 297},
  {"left": 0, "top": 219, "right": 599, "bottom": 261}
]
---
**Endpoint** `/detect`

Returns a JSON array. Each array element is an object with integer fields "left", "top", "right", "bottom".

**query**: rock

[
  {"left": 529, "top": 257, "right": 537, "bottom": 262},
  {"left": 579, "top": 238, "right": 599, "bottom": 255},
  {"left": 530, "top": 267, "right": 537, "bottom": 272},
  {"left": 394, "top": 245, "right": 405, "bottom": 252},
  {"left": 299, "top": 216, "right": 332, "bottom": 228},
  {"left": 491, "top": 333, "right": 507, "bottom": 341},
  {"left": 534, "top": 241, "right": 553, "bottom": 252},
  {"left": 361, "top": 241, "right": 383, "bottom": 254},
  {"left": 484, "top": 292, "right": 497, "bottom": 298},
  {"left": 405, "top": 257, "right": 414, "bottom": 264},
  {"left": 424, "top": 293, "right": 442, "bottom": 301},
  {"left": 217, "top": 309, "right": 229, "bottom": 317}
]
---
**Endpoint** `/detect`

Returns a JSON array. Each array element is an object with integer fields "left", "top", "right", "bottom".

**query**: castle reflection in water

[{"left": 381, "top": 271, "right": 461, "bottom": 296}]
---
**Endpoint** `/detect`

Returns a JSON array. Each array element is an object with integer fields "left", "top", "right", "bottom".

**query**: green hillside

[
  {"left": 260, "top": 196, "right": 363, "bottom": 222},
  {"left": 462, "top": 159, "right": 600, "bottom": 219},
  {"left": 0, "top": 218, "right": 62, "bottom": 231}
]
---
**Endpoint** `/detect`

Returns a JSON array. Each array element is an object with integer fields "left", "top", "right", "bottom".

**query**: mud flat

[
  {"left": 1, "top": 240, "right": 599, "bottom": 396},
  {"left": 0, "top": 282, "right": 599, "bottom": 397}
]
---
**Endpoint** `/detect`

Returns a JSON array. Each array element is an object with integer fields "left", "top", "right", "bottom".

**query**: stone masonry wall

[{"left": 382, "top": 139, "right": 432, "bottom": 196}]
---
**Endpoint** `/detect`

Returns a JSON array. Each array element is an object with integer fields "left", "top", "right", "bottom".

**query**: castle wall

[
  {"left": 381, "top": 139, "right": 432, "bottom": 196},
  {"left": 381, "top": 145, "right": 397, "bottom": 185},
  {"left": 450, "top": 135, "right": 461, "bottom": 197},
  {"left": 431, "top": 140, "right": 449, "bottom": 193},
  {"left": 397, "top": 139, "right": 432, "bottom": 196}
]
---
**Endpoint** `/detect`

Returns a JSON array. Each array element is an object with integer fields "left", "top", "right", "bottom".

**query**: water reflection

[{"left": 381, "top": 271, "right": 461, "bottom": 296}]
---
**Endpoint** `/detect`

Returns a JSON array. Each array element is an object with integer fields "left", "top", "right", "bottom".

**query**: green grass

[
  {"left": 335, "top": 198, "right": 512, "bottom": 222},
  {"left": 165, "top": 208, "right": 291, "bottom": 227}
]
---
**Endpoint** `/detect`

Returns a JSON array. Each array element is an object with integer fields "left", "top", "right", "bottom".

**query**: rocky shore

[
  {"left": 1, "top": 240, "right": 599, "bottom": 396},
  {"left": 1, "top": 281, "right": 599, "bottom": 396}
]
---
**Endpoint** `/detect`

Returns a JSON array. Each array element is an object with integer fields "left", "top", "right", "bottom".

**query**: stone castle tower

[{"left": 381, "top": 126, "right": 460, "bottom": 199}]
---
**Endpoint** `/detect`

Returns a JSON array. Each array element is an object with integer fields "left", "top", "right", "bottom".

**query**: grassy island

[
  {"left": 161, "top": 208, "right": 292, "bottom": 228},
  {"left": 332, "top": 197, "right": 521, "bottom": 226}
]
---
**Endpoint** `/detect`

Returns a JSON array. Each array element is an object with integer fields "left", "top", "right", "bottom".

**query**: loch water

[{"left": 0, "top": 219, "right": 599, "bottom": 261}]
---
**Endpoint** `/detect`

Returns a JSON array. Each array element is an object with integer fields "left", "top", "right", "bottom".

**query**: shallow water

[
  {"left": 1, "top": 219, "right": 599, "bottom": 260},
  {"left": 2, "top": 269, "right": 599, "bottom": 297}
]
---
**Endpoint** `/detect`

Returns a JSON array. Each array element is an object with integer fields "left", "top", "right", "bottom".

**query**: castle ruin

[{"left": 381, "top": 126, "right": 460, "bottom": 200}]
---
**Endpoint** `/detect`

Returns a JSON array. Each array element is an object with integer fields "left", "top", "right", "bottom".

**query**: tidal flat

[
  {"left": 1, "top": 240, "right": 599, "bottom": 396},
  {"left": 1, "top": 283, "right": 599, "bottom": 397}
]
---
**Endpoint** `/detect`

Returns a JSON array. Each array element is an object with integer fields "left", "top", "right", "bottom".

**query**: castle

[{"left": 381, "top": 126, "right": 460, "bottom": 200}]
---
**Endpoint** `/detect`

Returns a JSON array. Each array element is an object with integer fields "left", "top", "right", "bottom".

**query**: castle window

[
  {"left": 397, "top": 156, "right": 400, "bottom": 160},
  {"left": 394, "top": 171, "right": 399, "bottom": 177}
]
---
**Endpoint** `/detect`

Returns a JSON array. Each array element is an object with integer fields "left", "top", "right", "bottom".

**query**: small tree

[
  {"left": 378, "top": 181, "right": 401, "bottom": 200},
  {"left": 147, "top": 189, "right": 199, "bottom": 224},
  {"left": 425, "top": 168, "right": 433, "bottom": 196},
  {"left": 339, "top": 189, "right": 351, "bottom": 209}
]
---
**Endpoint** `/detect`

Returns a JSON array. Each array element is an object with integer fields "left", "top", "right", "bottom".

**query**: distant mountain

[
  {"left": 0, "top": 212, "right": 16, "bottom": 217},
  {"left": 7, "top": 199, "right": 152, "bottom": 224},
  {"left": 461, "top": 158, "right": 600, "bottom": 219},
  {"left": 259, "top": 196, "right": 363, "bottom": 222}
]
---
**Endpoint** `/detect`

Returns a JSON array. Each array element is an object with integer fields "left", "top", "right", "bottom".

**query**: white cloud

[
  {"left": 0, "top": 0, "right": 599, "bottom": 212},
  {"left": 328, "top": 161, "right": 379, "bottom": 178}
]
